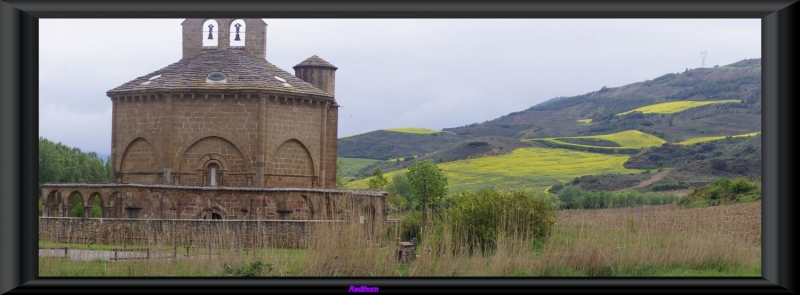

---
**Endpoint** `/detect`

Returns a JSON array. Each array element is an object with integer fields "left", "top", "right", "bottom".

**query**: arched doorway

[{"left": 212, "top": 213, "right": 222, "bottom": 220}]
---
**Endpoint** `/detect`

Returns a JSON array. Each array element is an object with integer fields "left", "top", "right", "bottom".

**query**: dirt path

[{"left": 615, "top": 169, "right": 671, "bottom": 192}]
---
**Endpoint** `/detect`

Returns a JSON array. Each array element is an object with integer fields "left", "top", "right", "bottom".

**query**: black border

[{"left": 1, "top": 1, "right": 795, "bottom": 293}]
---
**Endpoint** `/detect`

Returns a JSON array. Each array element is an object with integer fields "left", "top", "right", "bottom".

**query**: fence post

[
  {"left": 173, "top": 246, "right": 177, "bottom": 259},
  {"left": 64, "top": 247, "right": 68, "bottom": 258},
  {"left": 115, "top": 249, "right": 118, "bottom": 260},
  {"left": 147, "top": 248, "right": 150, "bottom": 259}
]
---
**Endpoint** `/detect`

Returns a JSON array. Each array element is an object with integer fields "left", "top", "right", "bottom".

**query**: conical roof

[
  {"left": 107, "top": 49, "right": 332, "bottom": 98},
  {"left": 293, "top": 55, "right": 338, "bottom": 69}
]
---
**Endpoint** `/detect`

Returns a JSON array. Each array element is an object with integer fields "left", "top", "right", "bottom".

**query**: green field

[
  {"left": 338, "top": 157, "right": 383, "bottom": 176},
  {"left": 345, "top": 146, "right": 644, "bottom": 193},
  {"left": 678, "top": 132, "right": 761, "bottom": 146},
  {"left": 617, "top": 100, "right": 741, "bottom": 115},
  {"left": 525, "top": 130, "right": 666, "bottom": 150}
]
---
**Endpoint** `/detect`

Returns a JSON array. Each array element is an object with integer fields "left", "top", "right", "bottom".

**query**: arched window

[
  {"left": 209, "top": 163, "right": 219, "bottom": 186},
  {"left": 230, "top": 19, "right": 246, "bottom": 47},
  {"left": 202, "top": 19, "right": 219, "bottom": 47}
]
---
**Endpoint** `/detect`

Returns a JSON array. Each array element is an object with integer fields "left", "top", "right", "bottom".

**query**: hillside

[
  {"left": 353, "top": 136, "right": 533, "bottom": 176},
  {"left": 338, "top": 58, "right": 762, "bottom": 193},
  {"left": 444, "top": 58, "right": 760, "bottom": 140},
  {"left": 337, "top": 129, "right": 462, "bottom": 160},
  {"left": 345, "top": 145, "right": 645, "bottom": 194}
]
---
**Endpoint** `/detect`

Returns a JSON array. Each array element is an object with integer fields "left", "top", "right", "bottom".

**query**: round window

[{"left": 207, "top": 72, "right": 227, "bottom": 81}]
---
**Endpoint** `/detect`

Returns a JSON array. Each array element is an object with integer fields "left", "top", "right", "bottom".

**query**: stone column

[
  {"left": 163, "top": 93, "right": 174, "bottom": 183},
  {"left": 256, "top": 95, "right": 267, "bottom": 186},
  {"left": 42, "top": 204, "right": 48, "bottom": 217},
  {"left": 318, "top": 101, "right": 329, "bottom": 188},
  {"left": 63, "top": 205, "right": 72, "bottom": 217},
  {"left": 110, "top": 97, "right": 118, "bottom": 182},
  {"left": 83, "top": 206, "right": 93, "bottom": 219}
]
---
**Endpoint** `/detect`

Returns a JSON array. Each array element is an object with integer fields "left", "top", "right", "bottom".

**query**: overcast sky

[{"left": 39, "top": 19, "right": 760, "bottom": 159}]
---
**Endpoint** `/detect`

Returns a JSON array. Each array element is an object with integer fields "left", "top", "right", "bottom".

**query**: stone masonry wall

[
  {"left": 177, "top": 136, "right": 249, "bottom": 187},
  {"left": 265, "top": 98, "right": 323, "bottom": 185},
  {"left": 268, "top": 139, "right": 315, "bottom": 187},
  {"left": 112, "top": 93, "right": 336, "bottom": 188},
  {"left": 115, "top": 97, "right": 163, "bottom": 184},
  {"left": 39, "top": 217, "right": 334, "bottom": 248},
  {"left": 171, "top": 96, "right": 257, "bottom": 177}
]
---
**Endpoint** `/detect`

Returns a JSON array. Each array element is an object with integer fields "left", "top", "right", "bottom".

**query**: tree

[
  {"left": 367, "top": 167, "right": 388, "bottom": 190},
  {"left": 386, "top": 173, "right": 414, "bottom": 211},
  {"left": 406, "top": 160, "right": 448, "bottom": 234},
  {"left": 556, "top": 185, "right": 584, "bottom": 209}
]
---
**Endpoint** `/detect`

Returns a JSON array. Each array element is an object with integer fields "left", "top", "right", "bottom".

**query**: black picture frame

[{"left": 1, "top": 0, "right": 795, "bottom": 293}]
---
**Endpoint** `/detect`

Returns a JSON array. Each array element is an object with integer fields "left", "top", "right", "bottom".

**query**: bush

[
  {"left": 651, "top": 182, "right": 689, "bottom": 191},
  {"left": 731, "top": 178, "right": 756, "bottom": 194},
  {"left": 396, "top": 211, "right": 422, "bottom": 241},
  {"left": 556, "top": 185, "right": 584, "bottom": 209},
  {"left": 710, "top": 159, "right": 727, "bottom": 170},
  {"left": 219, "top": 260, "right": 272, "bottom": 277},
  {"left": 447, "top": 188, "right": 556, "bottom": 253}
]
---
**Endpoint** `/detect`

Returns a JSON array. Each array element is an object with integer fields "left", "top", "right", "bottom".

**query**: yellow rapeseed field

[
  {"left": 577, "top": 119, "right": 593, "bottom": 123},
  {"left": 617, "top": 100, "right": 741, "bottom": 115},
  {"left": 345, "top": 146, "right": 644, "bottom": 193},
  {"left": 525, "top": 130, "right": 666, "bottom": 149},
  {"left": 678, "top": 132, "right": 761, "bottom": 145}
]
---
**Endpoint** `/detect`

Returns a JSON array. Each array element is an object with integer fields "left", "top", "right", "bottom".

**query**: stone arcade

[{"left": 41, "top": 19, "right": 386, "bottom": 238}]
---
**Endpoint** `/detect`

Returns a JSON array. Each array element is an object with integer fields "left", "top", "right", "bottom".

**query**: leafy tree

[
  {"left": 367, "top": 167, "right": 388, "bottom": 190},
  {"left": 556, "top": 185, "right": 584, "bottom": 209},
  {"left": 406, "top": 160, "right": 448, "bottom": 234},
  {"left": 386, "top": 173, "right": 415, "bottom": 211},
  {"left": 38, "top": 136, "right": 110, "bottom": 221}
]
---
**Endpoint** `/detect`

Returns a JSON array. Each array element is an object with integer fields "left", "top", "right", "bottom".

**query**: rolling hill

[{"left": 338, "top": 58, "right": 762, "bottom": 194}]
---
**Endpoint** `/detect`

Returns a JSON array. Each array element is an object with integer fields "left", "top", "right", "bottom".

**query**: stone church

[
  {"left": 109, "top": 18, "right": 338, "bottom": 189},
  {"left": 41, "top": 19, "right": 386, "bottom": 224}
]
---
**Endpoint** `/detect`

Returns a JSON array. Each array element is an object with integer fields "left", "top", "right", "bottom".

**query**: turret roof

[{"left": 294, "top": 55, "right": 338, "bottom": 69}]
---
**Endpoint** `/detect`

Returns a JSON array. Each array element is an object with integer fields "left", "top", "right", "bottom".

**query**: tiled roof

[
  {"left": 107, "top": 49, "right": 332, "bottom": 98},
  {"left": 294, "top": 55, "right": 338, "bottom": 69}
]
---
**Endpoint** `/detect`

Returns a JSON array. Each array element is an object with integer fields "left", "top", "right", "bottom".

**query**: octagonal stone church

[
  {"left": 41, "top": 19, "right": 386, "bottom": 223},
  {"left": 110, "top": 18, "right": 338, "bottom": 188}
]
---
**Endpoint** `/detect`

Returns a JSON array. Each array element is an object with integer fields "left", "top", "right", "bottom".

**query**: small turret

[{"left": 293, "top": 55, "right": 338, "bottom": 97}]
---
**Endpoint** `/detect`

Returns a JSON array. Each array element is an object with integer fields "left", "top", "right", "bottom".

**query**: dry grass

[{"left": 39, "top": 202, "right": 761, "bottom": 277}]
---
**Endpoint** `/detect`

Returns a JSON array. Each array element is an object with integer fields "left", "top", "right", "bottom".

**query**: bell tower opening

[
  {"left": 182, "top": 18, "right": 268, "bottom": 60},
  {"left": 230, "top": 19, "right": 246, "bottom": 47},
  {"left": 202, "top": 19, "right": 219, "bottom": 47}
]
